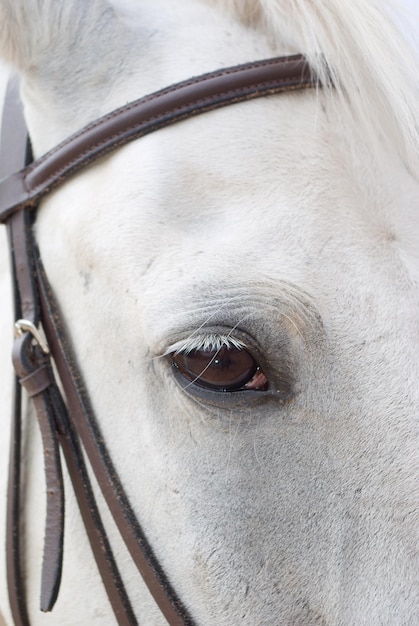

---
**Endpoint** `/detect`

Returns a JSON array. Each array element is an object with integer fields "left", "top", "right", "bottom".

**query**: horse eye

[{"left": 172, "top": 346, "right": 268, "bottom": 392}]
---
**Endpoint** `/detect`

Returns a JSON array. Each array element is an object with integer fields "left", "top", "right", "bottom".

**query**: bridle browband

[{"left": 0, "top": 54, "right": 316, "bottom": 626}]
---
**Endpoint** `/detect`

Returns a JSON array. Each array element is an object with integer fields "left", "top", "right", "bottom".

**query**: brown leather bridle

[{"left": 0, "top": 55, "right": 316, "bottom": 626}]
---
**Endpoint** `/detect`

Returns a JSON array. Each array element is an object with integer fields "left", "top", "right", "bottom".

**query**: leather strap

[
  {"left": 7, "top": 202, "right": 65, "bottom": 613},
  {"left": 12, "top": 333, "right": 64, "bottom": 612},
  {"left": 0, "top": 55, "right": 315, "bottom": 222},
  {"left": 1, "top": 76, "right": 32, "bottom": 626},
  {"left": 13, "top": 251, "right": 139, "bottom": 623},
  {"left": 1, "top": 79, "right": 149, "bottom": 626},
  {"left": 1, "top": 54, "right": 317, "bottom": 625}
]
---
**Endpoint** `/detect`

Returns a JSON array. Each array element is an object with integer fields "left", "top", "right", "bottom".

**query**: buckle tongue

[{"left": 14, "top": 319, "right": 50, "bottom": 354}]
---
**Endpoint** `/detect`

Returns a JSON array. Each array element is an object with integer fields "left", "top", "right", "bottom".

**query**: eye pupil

[{"left": 172, "top": 346, "right": 267, "bottom": 392}]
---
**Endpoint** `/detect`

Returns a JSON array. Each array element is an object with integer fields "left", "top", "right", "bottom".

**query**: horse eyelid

[{"left": 163, "top": 333, "right": 247, "bottom": 357}]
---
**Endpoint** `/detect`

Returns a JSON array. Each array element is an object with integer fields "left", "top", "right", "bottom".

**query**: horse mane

[{"left": 210, "top": 0, "right": 419, "bottom": 173}]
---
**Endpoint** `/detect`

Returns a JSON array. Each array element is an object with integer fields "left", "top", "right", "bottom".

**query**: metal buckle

[{"left": 14, "top": 319, "right": 50, "bottom": 354}]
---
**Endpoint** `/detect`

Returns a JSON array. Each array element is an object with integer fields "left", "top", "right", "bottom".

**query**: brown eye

[{"left": 172, "top": 346, "right": 268, "bottom": 392}]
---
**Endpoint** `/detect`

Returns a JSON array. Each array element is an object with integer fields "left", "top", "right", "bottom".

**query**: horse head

[{"left": 0, "top": 1, "right": 418, "bottom": 624}]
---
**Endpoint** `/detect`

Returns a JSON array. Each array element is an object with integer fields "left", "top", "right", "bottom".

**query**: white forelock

[{"left": 203, "top": 0, "right": 419, "bottom": 173}]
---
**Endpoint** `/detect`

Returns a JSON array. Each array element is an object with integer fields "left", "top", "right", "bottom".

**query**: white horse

[{"left": 0, "top": 1, "right": 418, "bottom": 624}]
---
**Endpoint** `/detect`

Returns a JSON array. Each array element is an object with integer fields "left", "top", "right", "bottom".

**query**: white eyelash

[{"left": 164, "top": 333, "right": 246, "bottom": 356}]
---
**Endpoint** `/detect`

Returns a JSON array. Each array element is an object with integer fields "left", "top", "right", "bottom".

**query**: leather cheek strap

[
  {"left": 12, "top": 333, "right": 64, "bottom": 613},
  {"left": 1, "top": 81, "right": 138, "bottom": 625},
  {"left": 8, "top": 203, "right": 65, "bottom": 615}
]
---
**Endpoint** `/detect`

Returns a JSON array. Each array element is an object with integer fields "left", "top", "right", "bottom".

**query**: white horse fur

[{"left": 0, "top": 0, "right": 418, "bottom": 624}]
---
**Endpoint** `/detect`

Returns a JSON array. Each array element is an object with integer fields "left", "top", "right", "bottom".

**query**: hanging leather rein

[{"left": 0, "top": 55, "right": 316, "bottom": 626}]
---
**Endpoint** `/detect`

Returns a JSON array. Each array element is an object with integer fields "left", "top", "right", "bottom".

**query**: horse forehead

[
  {"left": 84, "top": 113, "right": 411, "bottom": 262},
  {"left": 67, "top": 96, "right": 344, "bottom": 241}
]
